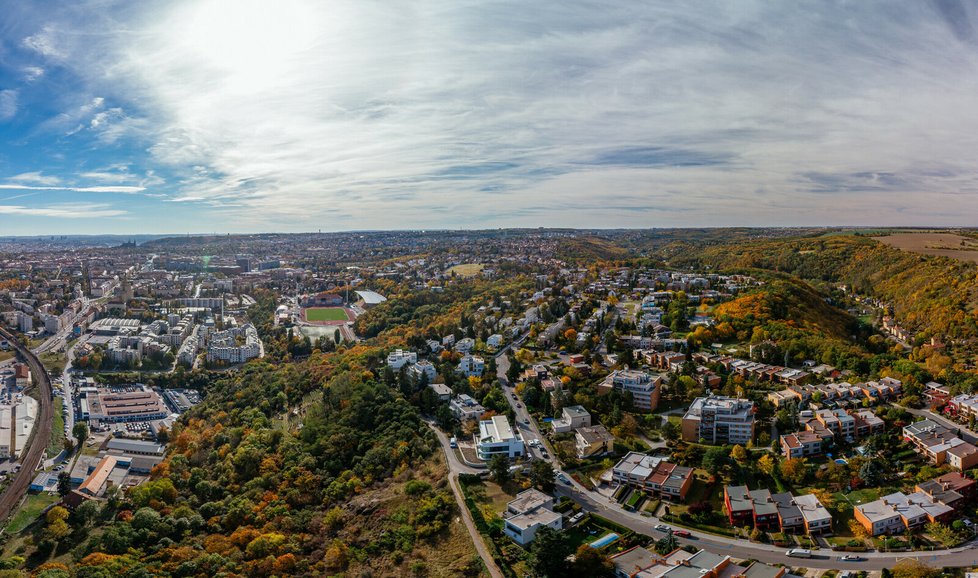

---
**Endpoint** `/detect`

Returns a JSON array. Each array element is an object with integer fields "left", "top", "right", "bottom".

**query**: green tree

[
  {"left": 702, "top": 446, "right": 731, "bottom": 475},
  {"left": 569, "top": 544, "right": 614, "bottom": 577},
  {"left": 529, "top": 460, "right": 555, "bottom": 493},
  {"left": 528, "top": 526, "right": 574, "bottom": 577},
  {"left": 488, "top": 455, "right": 511, "bottom": 484},
  {"left": 56, "top": 471, "right": 71, "bottom": 497},
  {"left": 72, "top": 421, "right": 89, "bottom": 444}
]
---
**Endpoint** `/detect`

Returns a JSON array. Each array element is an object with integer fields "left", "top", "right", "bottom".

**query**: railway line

[{"left": 0, "top": 326, "right": 54, "bottom": 524}]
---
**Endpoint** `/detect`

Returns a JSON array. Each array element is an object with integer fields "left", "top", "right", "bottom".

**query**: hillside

[{"left": 667, "top": 234, "right": 978, "bottom": 361}]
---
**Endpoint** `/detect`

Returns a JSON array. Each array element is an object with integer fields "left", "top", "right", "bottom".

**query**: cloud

[
  {"left": 0, "top": 90, "right": 17, "bottom": 121},
  {"left": 23, "top": 66, "right": 45, "bottom": 82},
  {"left": 0, "top": 183, "right": 146, "bottom": 194},
  {"left": 9, "top": 1, "right": 978, "bottom": 229},
  {"left": 7, "top": 171, "right": 61, "bottom": 186},
  {"left": 0, "top": 203, "right": 126, "bottom": 218}
]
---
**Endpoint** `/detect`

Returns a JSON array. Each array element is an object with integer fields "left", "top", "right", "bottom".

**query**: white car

[{"left": 654, "top": 524, "right": 670, "bottom": 532}]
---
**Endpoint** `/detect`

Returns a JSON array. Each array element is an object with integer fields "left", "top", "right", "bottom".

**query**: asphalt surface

[{"left": 0, "top": 326, "right": 54, "bottom": 523}]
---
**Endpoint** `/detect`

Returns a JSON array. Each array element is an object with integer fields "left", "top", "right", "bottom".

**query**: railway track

[{"left": 0, "top": 326, "right": 54, "bottom": 523}]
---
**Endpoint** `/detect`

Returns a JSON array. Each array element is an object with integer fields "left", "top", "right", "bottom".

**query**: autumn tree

[{"left": 779, "top": 457, "right": 808, "bottom": 486}]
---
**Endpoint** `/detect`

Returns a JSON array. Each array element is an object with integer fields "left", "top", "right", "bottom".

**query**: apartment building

[
  {"left": 600, "top": 370, "right": 662, "bottom": 411},
  {"left": 457, "top": 355, "right": 485, "bottom": 378},
  {"left": 682, "top": 395, "right": 755, "bottom": 445}
]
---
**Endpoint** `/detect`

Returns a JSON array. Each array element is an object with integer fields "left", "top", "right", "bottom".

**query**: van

[
  {"left": 785, "top": 549, "right": 812, "bottom": 558},
  {"left": 449, "top": 437, "right": 457, "bottom": 448}
]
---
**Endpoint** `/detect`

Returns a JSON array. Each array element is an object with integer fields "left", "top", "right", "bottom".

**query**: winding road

[{"left": 0, "top": 326, "right": 54, "bottom": 524}]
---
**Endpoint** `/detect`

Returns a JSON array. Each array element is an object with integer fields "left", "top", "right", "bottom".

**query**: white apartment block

[
  {"left": 476, "top": 415, "right": 524, "bottom": 460},
  {"left": 682, "top": 395, "right": 755, "bottom": 445},
  {"left": 206, "top": 323, "right": 262, "bottom": 364},
  {"left": 386, "top": 349, "right": 418, "bottom": 370}
]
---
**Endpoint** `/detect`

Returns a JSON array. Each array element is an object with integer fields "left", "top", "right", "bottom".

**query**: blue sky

[{"left": 1, "top": 0, "right": 978, "bottom": 234}]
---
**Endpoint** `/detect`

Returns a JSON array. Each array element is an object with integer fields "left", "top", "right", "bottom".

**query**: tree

[
  {"left": 859, "top": 460, "right": 886, "bottom": 487},
  {"left": 570, "top": 545, "right": 614, "bottom": 577},
  {"left": 730, "top": 445, "right": 748, "bottom": 462},
  {"left": 661, "top": 420, "right": 679, "bottom": 441},
  {"left": 848, "top": 518, "right": 869, "bottom": 539},
  {"left": 528, "top": 526, "right": 573, "bottom": 577},
  {"left": 757, "top": 454, "right": 776, "bottom": 476},
  {"left": 891, "top": 559, "right": 939, "bottom": 578},
  {"left": 72, "top": 421, "right": 89, "bottom": 445},
  {"left": 654, "top": 531, "right": 678, "bottom": 554},
  {"left": 702, "top": 446, "right": 730, "bottom": 475},
  {"left": 529, "top": 460, "right": 556, "bottom": 493},
  {"left": 779, "top": 457, "right": 808, "bottom": 486},
  {"left": 488, "top": 455, "right": 511, "bottom": 484},
  {"left": 56, "top": 471, "right": 71, "bottom": 497}
]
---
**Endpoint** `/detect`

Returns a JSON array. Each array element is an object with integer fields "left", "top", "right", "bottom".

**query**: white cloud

[
  {"left": 14, "top": 0, "right": 978, "bottom": 228},
  {"left": 0, "top": 183, "right": 145, "bottom": 194},
  {"left": 23, "top": 66, "right": 45, "bottom": 82},
  {"left": 8, "top": 172, "right": 61, "bottom": 186},
  {"left": 0, "top": 90, "right": 17, "bottom": 121},
  {"left": 0, "top": 203, "right": 126, "bottom": 218}
]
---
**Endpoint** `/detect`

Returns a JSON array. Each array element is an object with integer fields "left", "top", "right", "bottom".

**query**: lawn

[
  {"left": 4, "top": 493, "right": 59, "bottom": 534},
  {"left": 47, "top": 396, "right": 65, "bottom": 457},
  {"left": 447, "top": 263, "right": 485, "bottom": 277},
  {"left": 304, "top": 307, "right": 349, "bottom": 322},
  {"left": 39, "top": 351, "right": 67, "bottom": 376}
]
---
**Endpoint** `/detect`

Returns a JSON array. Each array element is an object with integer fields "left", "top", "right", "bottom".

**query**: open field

[
  {"left": 3, "top": 493, "right": 58, "bottom": 534},
  {"left": 874, "top": 231, "right": 978, "bottom": 263},
  {"left": 302, "top": 307, "right": 351, "bottom": 323},
  {"left": 447, "top": 263, "right": 485, "bottom": 277}
]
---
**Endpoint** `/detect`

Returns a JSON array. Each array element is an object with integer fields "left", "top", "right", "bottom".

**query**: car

[
  {"left": 516, "top": 403, "right": 522, "bottom": 408},
  {"left": 839, "top": 555, "right": 863, "bottom": 562},
  {"left": 449, "top": 437, "right": 457, "bottom": 448},
  {"left": 672, "top": 530, "right": 691, "bottom": 538},
  {"left": 654, "top": 524, "right": 670, "bottom": 532},
  {"left": 511, "top": 393, "right": 518, "bottom": 400}
]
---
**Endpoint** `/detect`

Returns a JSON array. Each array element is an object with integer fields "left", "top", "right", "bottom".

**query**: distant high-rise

[{"left": 235, "top": 256, "right": 251, "bottom": 272}]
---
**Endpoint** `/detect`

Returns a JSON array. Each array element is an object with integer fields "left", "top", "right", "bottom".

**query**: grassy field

[
  {"left": 4, "top": 493, "right": 59, "bottom": 534},
  {"left": 48, "top": 396, "right": 65, "bottom": 458},
  {"left": 447, "top": 263, "right": 485, "bottom": 277},
  {"left": 304, "top": 307, "right": 349, "bottom": 322},
  {"left": 0, "top": 351, "right": 13, "bottom": 363},
  {"left": 39, "top": 351, "right": 67, "bottom": 376}
]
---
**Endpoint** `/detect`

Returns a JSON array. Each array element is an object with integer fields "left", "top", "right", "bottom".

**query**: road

[
  {"left": 554, "top": 482, "right": 978, "bottom": 570},
  {"left": 491, "top": 329, "right": 978, "bottom": 570},
  {"left": 904, "top": 406, "right": 978, "bottom": 444},
  {"left": 0, "top": 326, "right": 54, "bottom": 523},
  {"left": 427, "top": 422, "right": 504, "bottom": 578}
]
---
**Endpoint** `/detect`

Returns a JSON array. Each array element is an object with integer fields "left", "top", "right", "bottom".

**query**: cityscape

[{"left": 2, "top": 2, "right": 978, "bottom": 578}]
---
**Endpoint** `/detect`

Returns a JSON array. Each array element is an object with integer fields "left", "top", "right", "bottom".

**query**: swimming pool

[
  {"left": 589, "top": 533, "right": 620, "bottom": 548},
  {"left": 835, "top": 458, "right": 848, "bottom": 465}
]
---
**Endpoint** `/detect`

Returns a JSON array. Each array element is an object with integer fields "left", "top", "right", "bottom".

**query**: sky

[{"left": 1, "top": 0, "right": 978, "bottom": 234}]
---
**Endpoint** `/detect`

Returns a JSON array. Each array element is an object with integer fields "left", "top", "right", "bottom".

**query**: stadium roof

[{"left": 355, "top": 290, "right": 387, "bottom": 305}]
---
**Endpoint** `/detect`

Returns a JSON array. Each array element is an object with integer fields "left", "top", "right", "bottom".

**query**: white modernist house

[
  {"left": 476, "top": 415, "right": 525, "bottom": 460},
  {"left": 450, "top": 394, "right": 486, "bottom": 422},
  {"left": 457, "top": 355, "right": 485, "bottom": 378},
  {"left": 487, "top": 334, "right": 504, "bottom": 350},
  {"left": 387, "top": 349, "right": 418, "bottom": 370},
  {"left": 503, "top": 489, "right": 562, "bottom": 546},
  {"left": 551, "top": 405, "right": 592, "bottom": 433},
  {"left": 407, "top": 361, "right": 437, "bottom": 383}
]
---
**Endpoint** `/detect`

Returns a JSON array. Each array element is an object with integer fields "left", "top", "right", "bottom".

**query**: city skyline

[{"left": 2, "top": 0, "right": 978, "bottom": 234}]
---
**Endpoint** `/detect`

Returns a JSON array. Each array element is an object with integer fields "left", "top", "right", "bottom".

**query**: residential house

[
  {"left": 552, "top": 405, "right": 591, "bottom": 433},
  {"left": 476, "top": 415, "right": 524, "bottom": 460},
  {"left": 502, "top": 489, "right": 562, "bottom": 546},
  {"left": 386, "top": 349, "right": 417, "bottom": 370},
  {"left": 575, "top": 425, "right": 615, "bottom": 458},
  {"left": 600, "top": 370, "right": 662, "bottom": 411},
  {"left": 612, "top": 452, "right": 694, "bottom": 502},
  {"left": 449, "top": 394, "right": 486, "bottom": 422},
  {"left": 780, "top": 430, "right": 825, "bottom": 459},
  {"left": 457, "top": 355, "right": 485, "bottom": 378}
]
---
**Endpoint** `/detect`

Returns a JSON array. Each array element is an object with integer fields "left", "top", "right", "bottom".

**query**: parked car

[
  {"left": 839, "top": 555, "right": 863, "bottom": 562},
  {"left": 672, "top": 530, "right": 691, "bottom": 538},
  {"left": 654, "top": 524, "right": 670, "bottom": 532}
]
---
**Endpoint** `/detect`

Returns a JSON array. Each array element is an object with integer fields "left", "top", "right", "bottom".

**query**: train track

[{"left": 0, "top": 326, "right": 54, "bottom": 523}]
